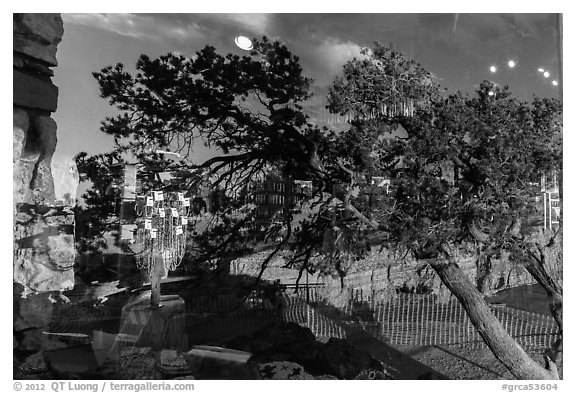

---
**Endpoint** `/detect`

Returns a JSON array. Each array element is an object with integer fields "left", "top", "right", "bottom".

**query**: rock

[
  {"left": 315, "top": 337, "right": 384, "bottom": 379},
  {"left": 44, "top": 213, "right": 74, "bottom": 227},
  {"left": 225, "top": 322, "right": 384, "bottom": 379},
  {"left": 13, "top": 159, "right": 38, "bottom": 206},
  {"left": 20, "top": 57, "right": 55, "bottom": 77},
  {"left": 18, "top": 328, "right": 45, "bottom": 351},
  {"left": 258, "top": 361, "right": 314, "bottom": 380},
  {"left": 47, "top": 234, "right": 75, "bottom": 270},
  {"left": 14, "top": 293, "right": 53, "bottom": 330},
  {"left": 226, "top": 322, "right": 317, "bottom": 354},
  {"left": 52, "top": 156, "right": 80, "bottom": 205},
  {"left": 355, "top": 369, "right": 394, "bottom": 379},
  {"left": 13, "top": 109, "right": 34, "bottom": 207},
  {"left": 13, "top": 108, "right": 29, "bottom": 159},
  {"left": 30, "top": 116, "right": 57, "bottom": 204},
  {"left": 14, "top": 254, "right": 74, "bottom": 293},
  {"left": 13, "top": 13, "right": 63, "bottom": 66},
  {"left": 14, "top": 282, "right": 25, "bottom": 297},
  {"left": 13, "top": 115, "right": 59, "bottom": 206},
  {"left": 14, "top": 70, "right": 59, "bottom": 112},
  {"left": 18, "top": 352, "right": 48, "bottom": 375},
  {"left": 157, "top": 349, "right": 193, "bottom": 377},
  {"left": 14, "top": 57, "right": 25, "bottom": 68},
  {"left": 12, "top": 14, "right": 70, "bottom": 361},
  {"left": 15, "top": 212, "right": 34, "bottom": 224},
  {"left": 14, "top": 214, "right": 75, "bottom": 293},
  {"left": 13, "top": 116, "right": 73, "bottom": 294}
]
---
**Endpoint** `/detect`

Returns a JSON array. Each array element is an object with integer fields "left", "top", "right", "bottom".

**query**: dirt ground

[{"left": 394, "top": 344, "right": 562, "bottom": 380}]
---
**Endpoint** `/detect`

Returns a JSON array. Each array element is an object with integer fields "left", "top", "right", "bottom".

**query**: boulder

[
  {"left": 14, "top": 293, "right": 53, "bottom": 331},
  {"left": 226, "top": 322, "right": 317, "bottom": 354},
  {"left": 13, "top": 70, "right": 59, "bottom": 112},
  {"left": 13, "top": 109, "right": 35, "bottom": 207},
  {"left": 14, "top": 211, "right": 75, "bottom": 293},
  {"left": 17, "top": 352, "right": 49, "bottom": 376},
  {"left": 13, "top": 108, "right": 29, "bottom": 159},
  {"left": 14, "top": 282, "right": 25, "bottom": 297},
  {"left": 31, "top": 116, "right": 57, "bottom": 204},
  {"left": 13, "top": 115, "right": 58, "bottom": 206},
  {"left": 225, "top": 322, "right": 385, "bottom": 379},
  {"left": 47, "top": 234, "right": 75, "bottom": 270},
  {"left": 13, "top": 13, "right": 63, "bottom": 66},
  {"left": 315, "top": 337, "right": 384, "bottom": 379},
  {"left": 17, "top": 329, "right": 45, "bottom": 352}
]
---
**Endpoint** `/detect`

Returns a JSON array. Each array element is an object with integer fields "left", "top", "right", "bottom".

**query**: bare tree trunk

[
  {"left": 523, "top": 232, "right": 563, "bottom": 363},
  {"left": 430, "top": 259, "right": 557, "bottom": 379},
  {"left": 150, "top": 252, "right": 163, "bottom": 308},
  {"left": 524, "top": 260, "right": 562, "bottom": 334}
]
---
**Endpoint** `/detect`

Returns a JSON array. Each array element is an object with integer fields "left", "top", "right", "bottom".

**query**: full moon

[{"left": 234, "top": 36, "right": 253, "bottom": 51}]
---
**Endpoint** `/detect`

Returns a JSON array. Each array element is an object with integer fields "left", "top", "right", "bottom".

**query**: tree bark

[
  {"left": 523, "top": 243, "right": 563, "bottom": 364},
  {"left": 150, "top": 252, "right": 163, "bottom": 308},
  {"left": 429, "top": 259, "right": 557, "bottom": 379},
  {"left": 524, "top": 259, "right": 562, "bottom": 335}
]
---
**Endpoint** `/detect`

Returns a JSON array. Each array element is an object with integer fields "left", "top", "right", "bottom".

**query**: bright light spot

[
  {"left": 488, "top": 91, "right": 495, "bottom": 96},
  {"left": 552, "top": 80, "right": 559, "bottom": 86},
  {"left": 234, "top": 36, "right": 253, "bottom": 51},
  {"left": 543, "top": 71, "right": 550, "bottom": 78},
  {"left": 537, "top": 68, "right": 545, "bottom": 73},
  {"left": 508, "top": 60, "right": 516, "bottom": 68},
  {"left": 489, "top": 65, "right": 497, "bottom": 73}
]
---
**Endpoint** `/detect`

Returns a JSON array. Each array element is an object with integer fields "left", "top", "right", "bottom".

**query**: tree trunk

[
  {"left": 524, "top": 259, "right": 562, "bottom": 335},
  {"left": 523, "top": 245, "right": 563, "bottom": 364},
  {"left": 430, "top": 259, "right": 557, "bottom": 379},
  {"left": 150, "top": 252, "right": 163, "bottom": 308}
]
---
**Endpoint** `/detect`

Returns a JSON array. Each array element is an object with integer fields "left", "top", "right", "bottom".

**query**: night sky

[{"left": 52, "top": 13, "right": 562, "bottom": 164}]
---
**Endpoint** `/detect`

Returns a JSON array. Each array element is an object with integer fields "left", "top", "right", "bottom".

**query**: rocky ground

[{"left": 15, "top": 273, "right": 561, "bottom": 381}]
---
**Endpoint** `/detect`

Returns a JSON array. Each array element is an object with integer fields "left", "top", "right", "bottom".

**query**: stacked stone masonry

[{"left": 13, "top": 13, "right": 74, "bottom": 353}]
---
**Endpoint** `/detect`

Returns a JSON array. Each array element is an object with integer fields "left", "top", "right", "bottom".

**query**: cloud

[
  {"left": 62, "top": 13, "right": 205, "bottom": 43},
  {"left": 217, "top": 13, "right": 272, "bottom": 35},
  {"left": 315, "top": 38, "right": 363, "bottom": 74}
]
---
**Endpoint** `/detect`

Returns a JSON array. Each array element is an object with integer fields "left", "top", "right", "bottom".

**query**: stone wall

[
  {"left": 314, "top": 248, "right": 536, "bottom": 307},
  {"left": 229, "top": 245, "right": 536, "bottom": 308},
  {"left": 13, "top": 13, "right": 74, "bottom": 352}
]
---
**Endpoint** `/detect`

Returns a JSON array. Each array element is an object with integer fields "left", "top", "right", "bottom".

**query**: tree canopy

[{"left": 78, "top": 38, "right": 562, "bottom": 379}]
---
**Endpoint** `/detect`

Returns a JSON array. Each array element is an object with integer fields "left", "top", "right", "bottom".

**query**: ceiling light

[
  {"left": 552, "top": 80, "right": 559, "bottom": 86},
  {"left": 489, "top": 65, "right": 497, "bottom": 73},
  {"left": 508, "top": 60, "right": 516, "bottom": 68},
  {"left": 234, "top": 36, "right": 253, "bottom": 51},
  {"left": 543, "top": 71, "right": 550, "bottom": 78},
  {"left": 537, "top": 68, "right": 545, "bottom": 73}
]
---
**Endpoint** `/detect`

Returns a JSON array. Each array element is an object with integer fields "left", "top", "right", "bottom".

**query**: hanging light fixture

[{"left": 234, "top": 35, "right": 253, "bottom": 51}]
